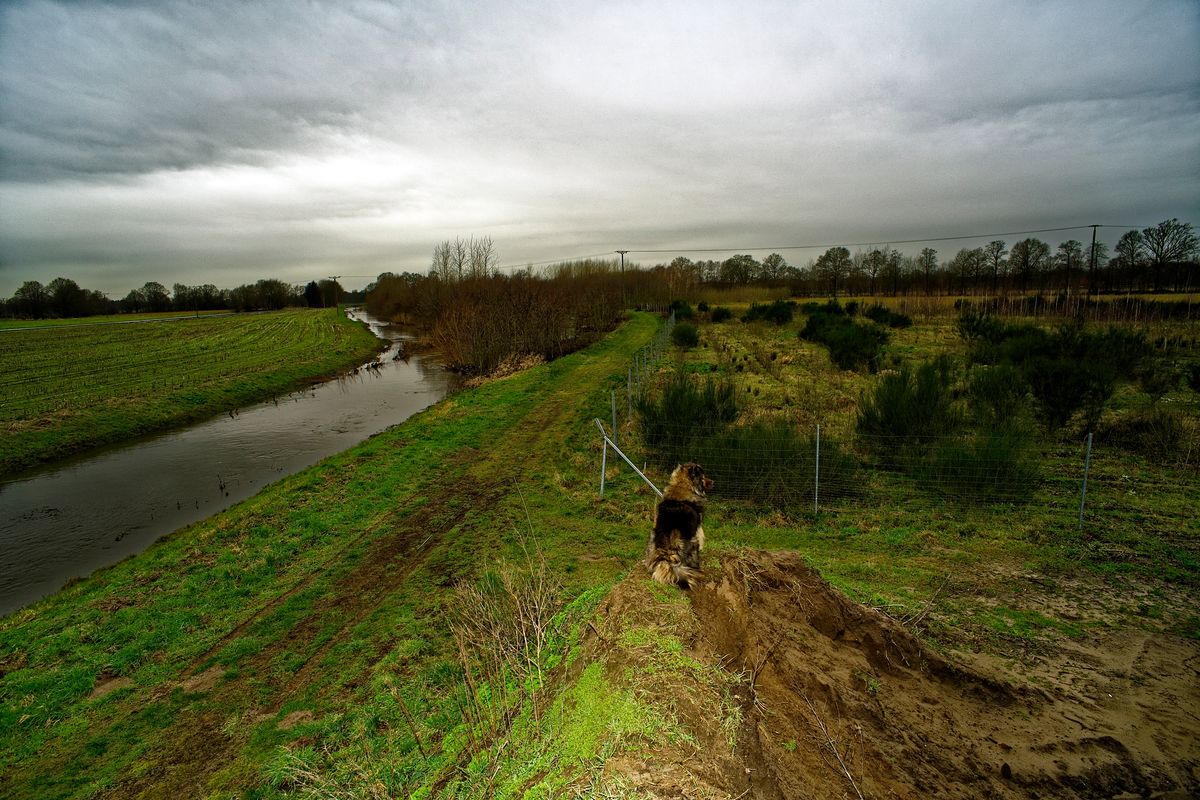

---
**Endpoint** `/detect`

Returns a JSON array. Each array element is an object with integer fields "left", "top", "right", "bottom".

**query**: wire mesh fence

[
  {"left": 598, "top": 417, "right": 1197, "bottom": 530},
  {"left": 600, "top": 418, "right": 1197, "bottom": 540},
  {"left": 608, "top": 311, "right": 674, "bottom": 446},
  {"left": 595, "top": 315, "right": 1197, "bottom": 536}
]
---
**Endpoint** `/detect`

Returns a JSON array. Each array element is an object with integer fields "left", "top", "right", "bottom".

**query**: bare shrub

[
  {"left": 370, "top": 266, "right": 648, "bottom": 374},
  {"left": 447, "top": 548, "right": 563, "bottom": 738}
]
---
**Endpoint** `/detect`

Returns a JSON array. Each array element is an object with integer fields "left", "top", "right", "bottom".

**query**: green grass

[
  {"left": 0, "top": 308, "right": 381, "bottom": 475},
  {"left": 615, "top": 305, "right": 1198, "bottom": 631},
  {"left": 0, "top": 312, "right": 663, "bottom": 798},
  {"left": 0, "top": 308, "right": 1196, "bottom": 798},
  {"left": 0, "top": 310, "right": 232, "bottom": 330}
]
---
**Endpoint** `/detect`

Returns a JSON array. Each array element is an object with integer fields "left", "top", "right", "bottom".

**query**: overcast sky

[{"left": 1, "top": 0, "right": 1198, "bottom": 296}]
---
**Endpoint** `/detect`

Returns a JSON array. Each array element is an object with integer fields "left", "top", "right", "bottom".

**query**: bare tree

[
  {"left": 1009, "top": 238, "right": 1050, "bottom": 294},
  {"left": 10, "top": 280, "right": 48, "bottom": 318},
  {"left": 666, "top": 255, "right": 699, "bottom": 294},
  {"left": 918, "top": 247, "right": 938, "bottom": 296},
  {"left": 982, "top": 240, "right": 1007, "bottom": 295},
  {"left": 468, "top": 236, "right": 499, "bottom": 278},
  {"left": 761, "top": 252, "right": 788, "bottom": 282},
  {"left": 1142, "top": 218, "right": 1198, "bottom": 293},
  {"left": 47, "top": 277, "right": 88, "bottom": 317},
  {"left": 432, "top": 236, "right": 502, "bottom": 282},
  {"left": 950, "top": 247, "right": 984, "bottom": 295},
  {"left": 451, "top": 237, "right": 468, "bottom": 281},
  {"left": 431, "top": 241, "right": 454, "bottom": 282},
  {"left": 317, "top": 278, "right": 342, "bottom": 307},
  {"left": 897, "top": 254, "right": 917, "bottom": 296},
  {"left": 815, "top": 246, "right": 852, "bottom": 298},
  {"left": 1115, "top": 230, "right": 1145, "bottom": 291},
  {"left": 863, "top": 249, "right": 884, "bottom": 295},
  {"left": 1056, "top": 240, "right": 1083, "bottom": 295},
  {"left": 719, "top": 254, "right": 758, "bottom": 284},
  {"left": 881, "top": 246, "right": 902, "bottom": 296}
]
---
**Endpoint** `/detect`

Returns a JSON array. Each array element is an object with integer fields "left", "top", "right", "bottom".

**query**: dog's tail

[{"left": 648, "top": 554, "right": 701, "bottom": 589}]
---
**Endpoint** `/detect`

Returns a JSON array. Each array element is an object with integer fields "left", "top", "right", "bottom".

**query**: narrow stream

[{"left": 0, "top": 310, "right": 457, "bottom": 615}]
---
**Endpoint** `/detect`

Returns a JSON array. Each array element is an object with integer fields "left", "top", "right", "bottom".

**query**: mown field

[
  {"left": 0, "top": 310, "right": 231, "bottom": 330},
  {"left": 1, "top": 308, "right": 1196, "bottom": 798},
  {"left": 0, "top": 308, "right": 382, "bottom": 476}
]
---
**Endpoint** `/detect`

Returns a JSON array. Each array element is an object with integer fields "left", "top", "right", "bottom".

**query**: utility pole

[
  {"left": 616, "top": 251, "right": 629, "bottom": 309},
  {"left": 1087, "top": 225, "right": 1099, "bottom": 297},
  {"left": 327, "top": 276, "right": 341, "bottom": 311}
]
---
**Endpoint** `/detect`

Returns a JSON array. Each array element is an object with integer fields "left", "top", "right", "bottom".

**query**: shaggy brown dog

[{"left": 646, "top": 462, "right": 713, "bottom": 589}]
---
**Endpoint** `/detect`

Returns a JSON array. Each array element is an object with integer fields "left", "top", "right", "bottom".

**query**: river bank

[
  {"left": 0, "top": 310, "right": 456, "bottom": 614},
  {"left": 0, "top": 307, "right": 381, "bottom": 476}
]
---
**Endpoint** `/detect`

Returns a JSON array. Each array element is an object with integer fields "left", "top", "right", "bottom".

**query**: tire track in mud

[
  {"left": 104, "top": 465, "right": 509, "bottom": 800},
  {"left": 184, "top": 507, "right": 398, "bottom": 671}
]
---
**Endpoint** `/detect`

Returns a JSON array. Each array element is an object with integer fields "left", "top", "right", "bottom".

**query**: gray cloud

[
  {"left": 1, "top": 0, "right": 1198, "bottom": 295},
  {"left": 0, "top": 1, "right": 464, "bottom": 179}
]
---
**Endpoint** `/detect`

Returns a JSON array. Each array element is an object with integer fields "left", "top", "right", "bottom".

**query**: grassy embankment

[
  {"left": 0, "top": 308, "right": 382, "bottom": 476},
  {"left": 0, "top": 311, "right": 663, "bottom": 798},
  {"left": 1, "top": 308, "right": 1195, "bottom": 797}
]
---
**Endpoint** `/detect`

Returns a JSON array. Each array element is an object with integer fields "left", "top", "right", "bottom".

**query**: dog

[{"left": 646, "top": 462, "right": 713, "bottom": 589}]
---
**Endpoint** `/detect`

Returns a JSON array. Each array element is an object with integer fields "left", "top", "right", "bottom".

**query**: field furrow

[{"left": 0, "top": 309, "right": 382, "bottom": 475}]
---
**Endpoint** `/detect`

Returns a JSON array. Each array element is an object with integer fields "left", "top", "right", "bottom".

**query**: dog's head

[{"left": 674, "top": 462, "right": 713, "bottom": 496}]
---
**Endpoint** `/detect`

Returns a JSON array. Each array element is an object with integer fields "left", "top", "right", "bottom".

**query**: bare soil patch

[
  {"left": 88, "top": 674, "right": 133, "bottom": 701},
  {"left": 277, "top": 710, "right": 314, "bottom": 730},
  {"left": 593, "top": 549, "right": 1199, "bottom": 798},
  {"left": 179, "top": 665, "right": 226, "bottom": 694}
]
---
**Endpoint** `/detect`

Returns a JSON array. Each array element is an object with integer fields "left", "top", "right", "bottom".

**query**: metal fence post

[
  {"left": 611, "top": 389, "right": 618, "bottom": 445},
  {"left": 599, "top": 429, "right": 608, "bottom": 497},
  {"left": 627, "top": 366, "right": 632, "bottom": 418},
  {"left": 814, "top": 424, "right": 821, "bottom": 514},
  {"left": 1077, "top": 432, "right": 1093, "bottom": 531}
]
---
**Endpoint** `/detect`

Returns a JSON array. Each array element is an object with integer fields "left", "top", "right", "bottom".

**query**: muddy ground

[{"left": 581, "top": 549, "right": 1199, "bottom": 799}]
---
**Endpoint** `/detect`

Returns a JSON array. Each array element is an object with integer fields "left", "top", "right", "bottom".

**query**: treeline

[
  {"left": 365, "top": 254, "right": 674, "bottom": 374},
  {"left": 2, "top": 277, "right": 363, "bottom": 319},
  {"left": 662, "top": 218, "right": 1198, "bottom": 297}
]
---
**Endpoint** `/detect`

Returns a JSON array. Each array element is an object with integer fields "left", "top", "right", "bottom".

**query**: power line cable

[
  {"left": 619, "top": 224, "right": 1150, "bottom": 256},
  {"left": 333, "top": 223, "right": 1158, "bottom": 281},
  {"left": 510, "top": 251, "right": 620, "bottom": 268}
]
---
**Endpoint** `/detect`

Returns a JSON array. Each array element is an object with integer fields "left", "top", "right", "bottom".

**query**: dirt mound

[{"left": 588, "top": 549, "right": 1199, "bottom": 799}]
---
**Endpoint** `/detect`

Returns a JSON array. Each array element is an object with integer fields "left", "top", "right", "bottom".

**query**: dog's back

[
  {"left": 647, "top": 498, "right": 704, "bottom": 587},
  {"left": 646, "top": 463, "right": 711, "bottom": 589}
]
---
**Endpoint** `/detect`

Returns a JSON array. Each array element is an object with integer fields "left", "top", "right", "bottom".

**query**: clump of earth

[{"left": 578, "top": 549, "right": 1198, "bottom": 799}]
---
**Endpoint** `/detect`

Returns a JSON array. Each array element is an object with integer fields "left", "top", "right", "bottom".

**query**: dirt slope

[{"left": 584, "top": 549, "right": 1199, "bottom": 799}]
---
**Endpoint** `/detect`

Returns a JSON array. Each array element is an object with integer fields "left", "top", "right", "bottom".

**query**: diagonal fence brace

[{"left": 595, "top": 418, "right": 662, "bottom": 498}]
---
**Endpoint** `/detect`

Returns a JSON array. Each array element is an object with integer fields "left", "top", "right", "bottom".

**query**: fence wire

[{"left": 597, "top": 409, "right": 1197, "bottom": 533}]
